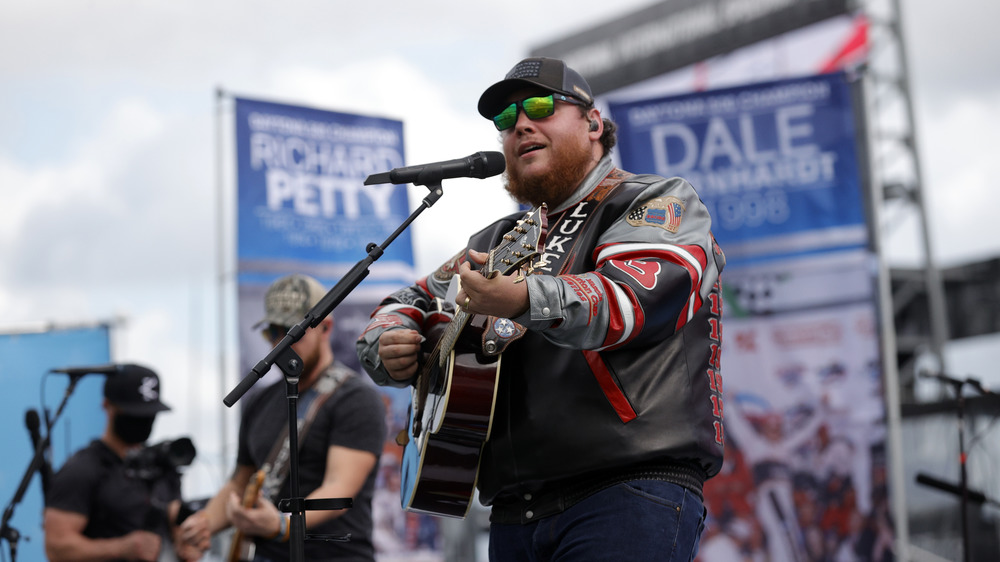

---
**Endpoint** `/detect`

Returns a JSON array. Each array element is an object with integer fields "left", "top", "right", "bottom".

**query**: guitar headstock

[{"left": 485, "top": 205, "right": 548, "bottom": 277}]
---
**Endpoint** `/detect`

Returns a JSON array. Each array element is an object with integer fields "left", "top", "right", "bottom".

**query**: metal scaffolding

[{"left": 861, "top": 0, "right": 951, "bottom": 402}]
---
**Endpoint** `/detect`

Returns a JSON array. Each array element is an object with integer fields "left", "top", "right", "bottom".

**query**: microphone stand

[
  {"left": 224, "top": 178, "right": 447, "bottom": 561},
  {"left": 923, "top": 372, "right": 988, "bottom": 562},
  {"left": 1, "top": 374, "right": 84, "bottom": 562},
  {"left": 956, "top": 383, "right": 971, "bottom": 562}
]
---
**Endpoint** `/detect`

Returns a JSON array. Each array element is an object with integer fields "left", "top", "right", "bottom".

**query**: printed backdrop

[{"left": 610, "top": 72, "right": 893, "bottom": 561}]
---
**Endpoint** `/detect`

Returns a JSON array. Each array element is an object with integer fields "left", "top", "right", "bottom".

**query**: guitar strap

[
  {"left": 258, "top": 362, "right": 351, "bottom": 503},
  {"left": 537, "top": 168, "right": 633, "bottom": 276},
  {"left": 479, "top": 168, "right": 634, "bottom": 358}
]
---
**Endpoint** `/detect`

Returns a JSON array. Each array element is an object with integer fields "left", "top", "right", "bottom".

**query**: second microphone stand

[
  {"left": 1, "top": 374, "right": 83, "bottom": 562},
  {"left": 926, "top": 372, "right": 993, "bottom": 562}
]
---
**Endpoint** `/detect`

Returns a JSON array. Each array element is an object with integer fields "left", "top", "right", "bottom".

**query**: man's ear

[{"left": 587, "top": 109, "right": 602, "bottom": 134}]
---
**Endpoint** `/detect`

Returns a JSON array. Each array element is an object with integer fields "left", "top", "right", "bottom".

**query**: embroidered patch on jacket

[
  {"left": 492, "top": 317, "right": 517, "bottom": 338},
  {"left": 432, "top": 250, "right": 465, "bottom": 282},
  {"left": 626, "top": 196, "right": 685, "bottom": 233},
  {"left": 365, "top": 314, "right": 403, "bottom": 333}
]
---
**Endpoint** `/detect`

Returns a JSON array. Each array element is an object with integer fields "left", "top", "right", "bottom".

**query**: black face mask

[{"left": 113, "top": 414, "right": 156, "bottom": 445}]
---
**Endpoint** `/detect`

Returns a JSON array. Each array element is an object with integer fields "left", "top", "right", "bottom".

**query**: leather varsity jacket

[{"left": 357, "top": 156, "right": 726, "bottom": 508}]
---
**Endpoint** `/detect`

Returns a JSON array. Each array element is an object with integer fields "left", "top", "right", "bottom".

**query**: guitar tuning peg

[{"left": 514, "top": 271, "right": 526, "bottom": 284}]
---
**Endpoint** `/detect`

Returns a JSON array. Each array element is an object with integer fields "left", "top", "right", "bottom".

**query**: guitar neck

[
  {"left": 226, "top": 470, "right": 266, "bottom": 562},
  {"left": 424, "top": 206, "right": 546, "bottom": 376}
]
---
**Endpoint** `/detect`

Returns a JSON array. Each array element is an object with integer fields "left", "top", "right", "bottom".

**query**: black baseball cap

[
  {"left": 103, "top": 364, "right": 171, "bottom": 416},
  {"left": 478, "top": 57, "right": 594, "bottom": 119}
]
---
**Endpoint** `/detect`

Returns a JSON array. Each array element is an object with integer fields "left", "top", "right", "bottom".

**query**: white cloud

[{"left": 918, "top": 92, "right": 1000, "bottom": 264}]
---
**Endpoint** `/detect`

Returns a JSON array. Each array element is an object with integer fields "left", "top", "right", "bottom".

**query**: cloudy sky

[{"left": 2, "top": 0, "right": 998, "bottom": 497}]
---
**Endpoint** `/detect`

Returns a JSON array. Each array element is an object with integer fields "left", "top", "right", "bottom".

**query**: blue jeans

[{"left": 489, "top": 480, "right": 706, "bottom": 562}]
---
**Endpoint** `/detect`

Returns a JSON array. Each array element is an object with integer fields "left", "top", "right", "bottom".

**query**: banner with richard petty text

[
  {"left": 235, "top": 97, "right": 414, "bottom": 284},
  {"left": 234, "top": 96, "right": 416, "bottom": 377},
  {"left": 234, "top": 97, "right": 441, "bottom": 561},
  {"left": 609, "top": 71, "right": 866, "bottom": 264},
  {"left": 234, "top": 95, "right": 417, "bottom": 378}
]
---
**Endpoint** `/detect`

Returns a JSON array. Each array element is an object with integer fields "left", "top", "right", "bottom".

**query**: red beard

[{"left": 503, "top": 140, "right": 596, "bottom": 209}]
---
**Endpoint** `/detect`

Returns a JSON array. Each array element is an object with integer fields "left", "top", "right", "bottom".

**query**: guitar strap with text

[
  {"left": 258, "top": 363, "right": 350, "bottom": 503},
  {"left": 537, "top": 167, "right": 633, "bottom": 276},
  {"left": 478, "top": 169, "right": 633, "bottom": 358}
]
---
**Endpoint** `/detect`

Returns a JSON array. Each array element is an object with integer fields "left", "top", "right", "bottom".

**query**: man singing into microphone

[
  {"left": 43, "top": 364, "right": 193, "bottom": 561},
  {"left": 356, "top": 57, "right": 726, "bottom": 560}
]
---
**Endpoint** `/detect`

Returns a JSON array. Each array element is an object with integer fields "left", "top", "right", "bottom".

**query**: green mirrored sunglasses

[{"left": 492, "top": 93, "right": 585, "bottom": 131}]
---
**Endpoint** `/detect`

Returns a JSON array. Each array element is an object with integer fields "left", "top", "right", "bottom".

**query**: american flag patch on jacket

[{"left": 626, "top": 196, "right": 685, "bottom": 233}]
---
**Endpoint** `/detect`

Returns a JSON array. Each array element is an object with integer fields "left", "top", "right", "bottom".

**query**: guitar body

[
  {"left": 227, "top": 469, "right": 266, "bottom": 562},
  {"left": 400, "top": 318, "right": 502, "bottom": 518},
  {"left": 398, "top": 206, "right": 548, "bottom": 518}
]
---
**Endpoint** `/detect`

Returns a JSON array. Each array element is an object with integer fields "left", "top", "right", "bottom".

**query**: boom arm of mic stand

[
  {"left": 916, "top": 472, "right": 1000, "bottom": 508},
  {"left": 224, "top": 181, "right": 445, "bottom": 406}
]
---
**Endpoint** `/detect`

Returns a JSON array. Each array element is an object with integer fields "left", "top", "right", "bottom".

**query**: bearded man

[{"left": 357, "top": 57, "right": 726, "bottom": 561}]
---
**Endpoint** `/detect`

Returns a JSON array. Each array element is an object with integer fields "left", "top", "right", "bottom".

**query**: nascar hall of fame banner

[
  {"left": 235, "top": 96, "right": 413, "bottom": 280},
  {"left": 234, "top": 96, "right": 416, "bottom": 381},
  {"left": 609, "top": 71, "right": 867, "bottom": 264},
  {"left": 612, "top": 74, "right": 895, "bottom": 561}
]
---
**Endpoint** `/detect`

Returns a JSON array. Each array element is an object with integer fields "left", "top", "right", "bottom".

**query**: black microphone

[
  {"left": 916, "top": 472, "right": 988, "bottom": 505},
  {"left": 25, "top": 409, "right": 53, "bottom": 495},
  {"left": 50, "top": 364, "right": 121, "bottom": 377},
  {"left": 364, "top": 151, "right": 506, "bottom": 186}
]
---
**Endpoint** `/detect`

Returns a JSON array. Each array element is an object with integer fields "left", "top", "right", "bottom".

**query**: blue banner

[
  {"left": 611, "top": 74, "right": 891, "bottom": 561},
  {"left": 234, "top": 96, "right": 417, "bottom": 379},
  {"left": 0, "top": 325, "right": 111, "bottom": 562},
  {"left": 609, "top": 72, "right": 866, "bottom": 264},
  {"left": 235, "top": 97, "right": 413, "bottom": 285}
]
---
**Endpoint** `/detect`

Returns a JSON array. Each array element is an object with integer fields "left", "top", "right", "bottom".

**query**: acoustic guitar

[
  {"left": 226, "top": 469, "right": 266, "bottom": 562},
  {"left": 398, "top": 206, "right": 548, "bottom": 517}
]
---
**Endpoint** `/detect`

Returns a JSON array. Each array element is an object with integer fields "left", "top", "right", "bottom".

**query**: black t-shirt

[
  {"left": 237, "top": 364, "right": 386, "bottom": 561},
  {"left": 45, "top": 440, "right": 178, "bottom": 545}
]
